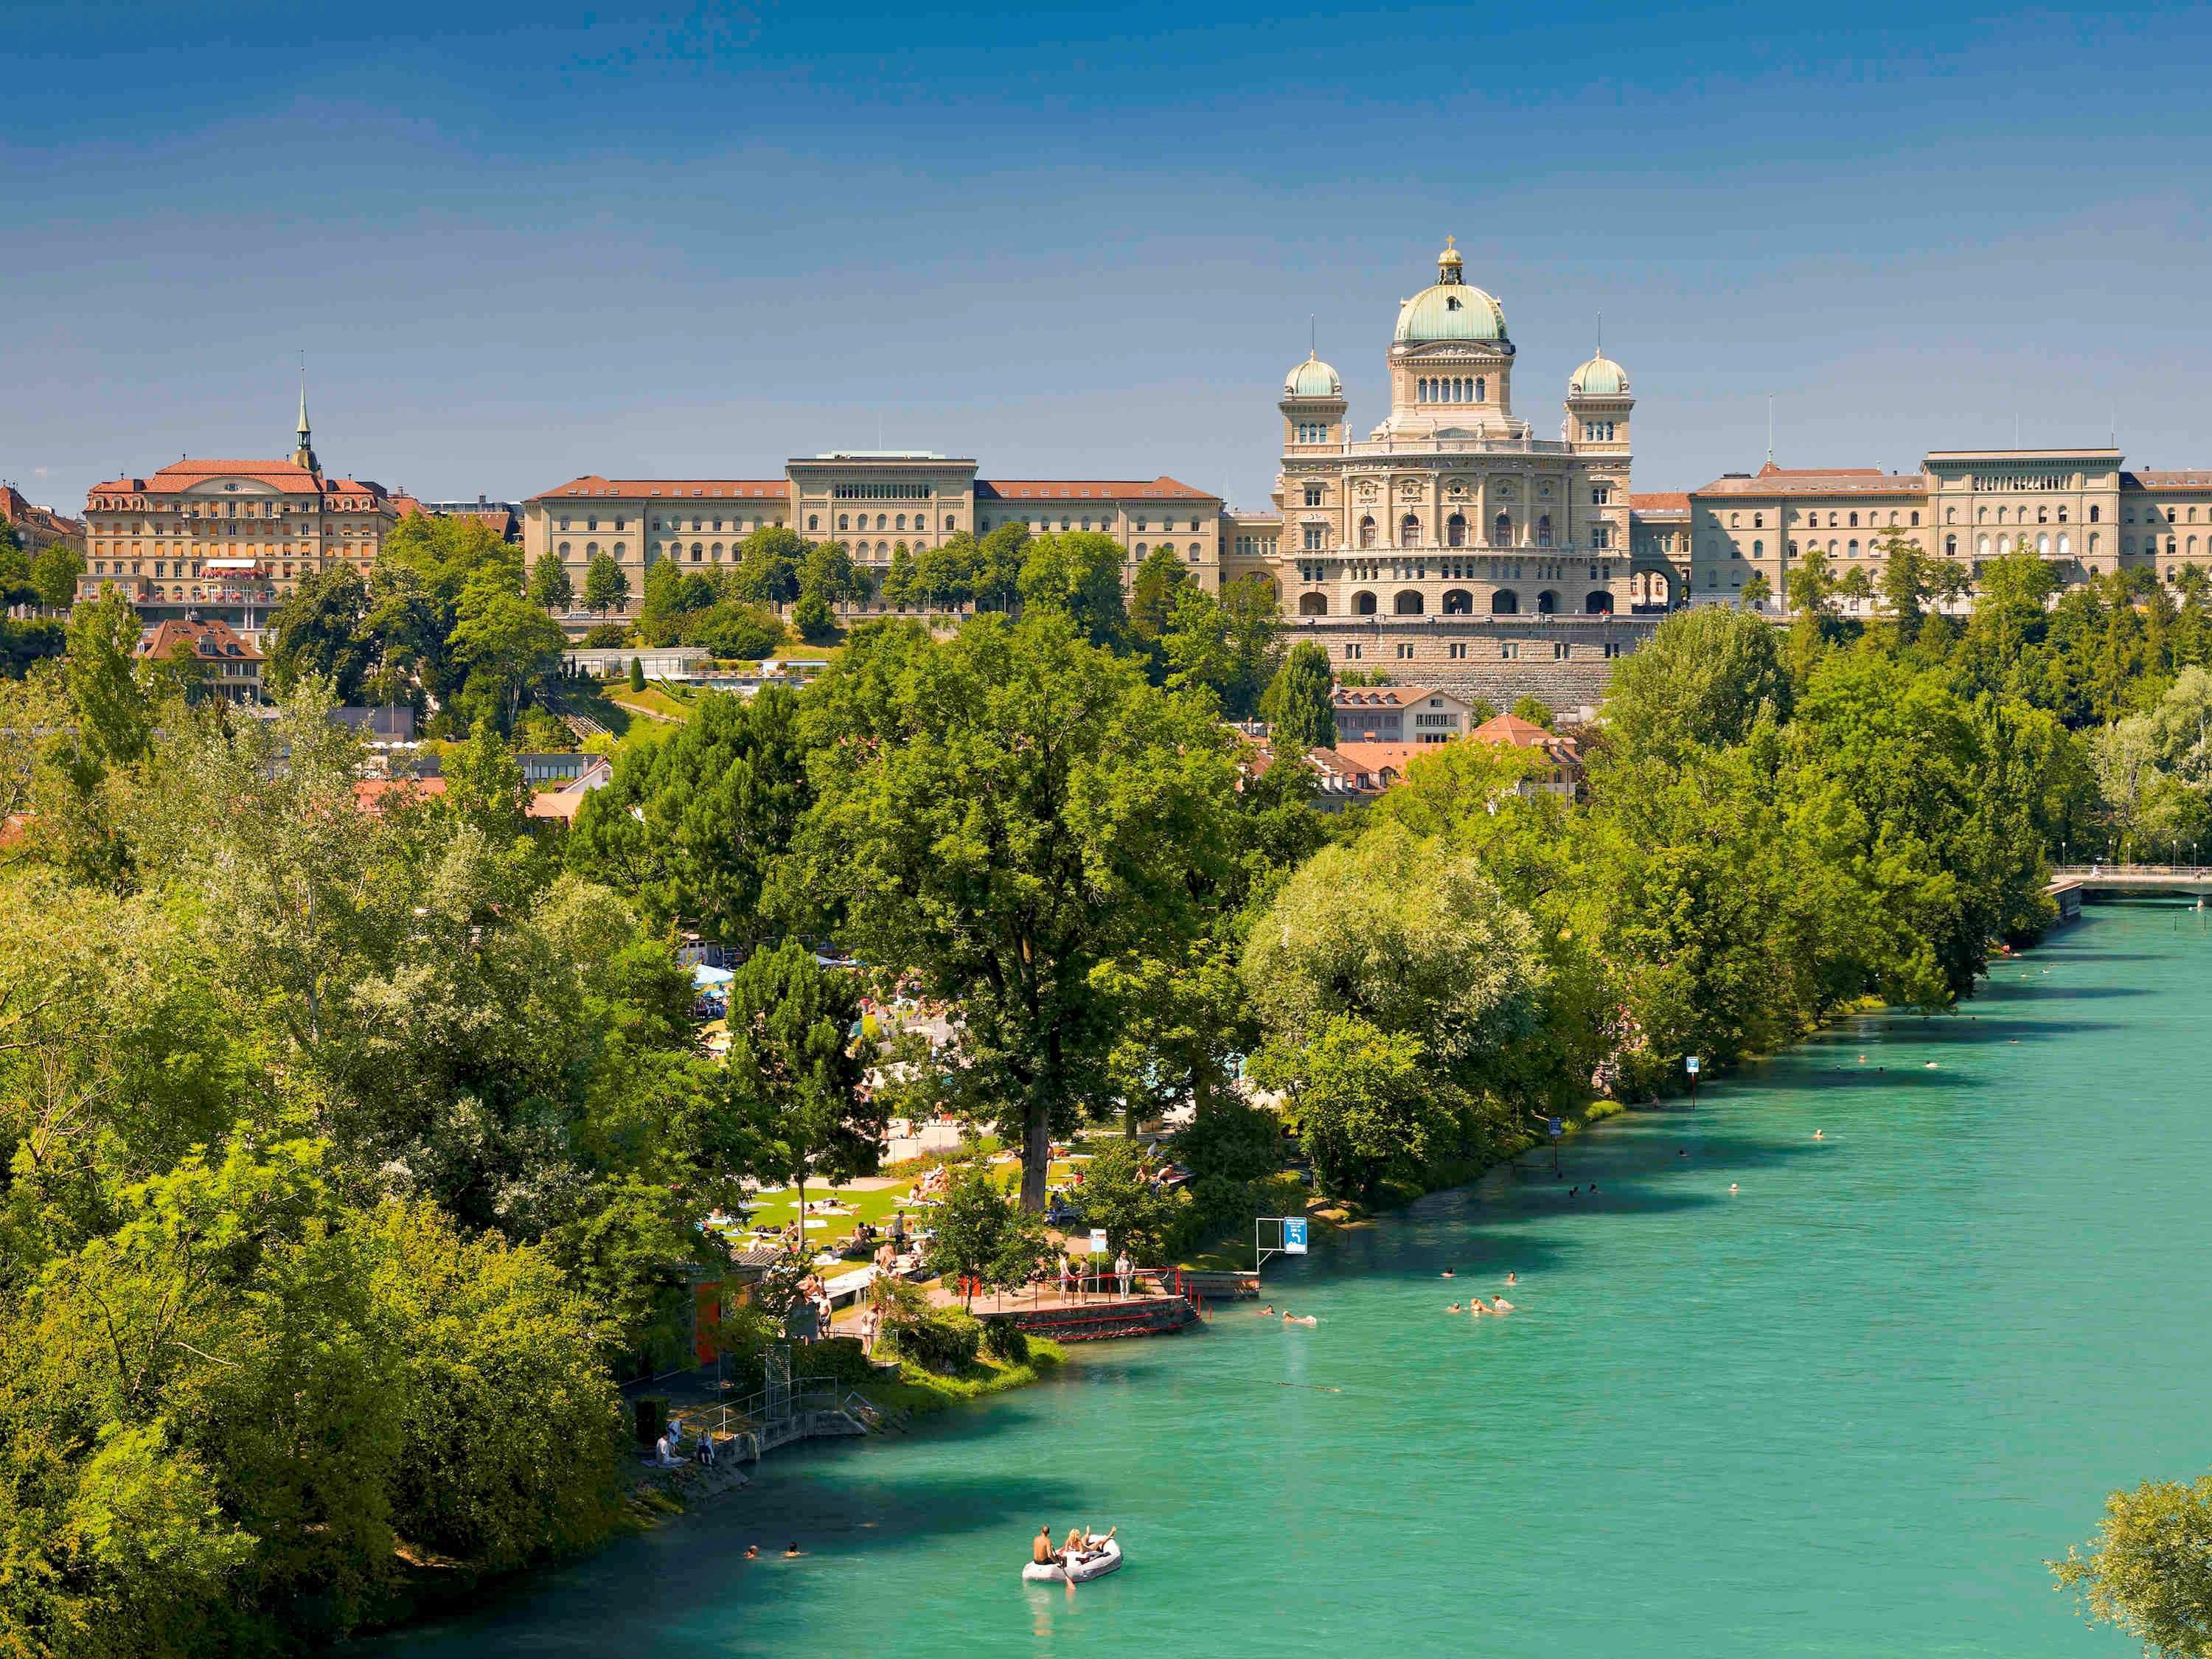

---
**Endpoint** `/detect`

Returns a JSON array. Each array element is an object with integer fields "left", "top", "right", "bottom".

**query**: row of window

[
  {"left": 1581, "top": 422, "right": 1618, "bottom": 442},
  {"left": 1340, "top": 639, "right": 1624, "bottom": 663},
  {"left": 1417, "top": 376, "right": 1486, "bottom": 404},
  {"left": 1304, "top": 588, "right": 1616, "bottom": 617}
]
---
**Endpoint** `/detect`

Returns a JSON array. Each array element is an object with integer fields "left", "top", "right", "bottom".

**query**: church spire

[{"left": 292, "top": 358, "right": 321, "bottom": 477}]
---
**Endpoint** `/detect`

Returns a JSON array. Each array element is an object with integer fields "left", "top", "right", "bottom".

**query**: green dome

[
  {"left": 1284, "top": 353, "right": 1343, "bottom": 398},
  {"left": 1570, "top": 354, "right": 1629, "bottom": 397},
  {"left": 1394, "top": 279, "right": 1508, "bottom": 345}
]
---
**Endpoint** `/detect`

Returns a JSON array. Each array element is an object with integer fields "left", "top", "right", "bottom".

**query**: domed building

[{"left": 1225, "top": 239, "right": 1669, "bottom": 668}]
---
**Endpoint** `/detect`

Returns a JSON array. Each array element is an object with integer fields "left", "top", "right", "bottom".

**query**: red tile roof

[
  {"left": 86, "top": 460, "right": 398, "bottom": 507},
  {"left": 352, "top": 776, "right": 447, "bottom": 815},
  {"left": 135, "top": 618, "right": 262, "bottom": 663},
  {"left": 1332, "top": 685, "right": 1440, "bottom": 710},
  {"left": 976, "top": 476, "right": 1218, "bottom": 501},
  {"left": 1328, "top": 740, "right": 1422, "bottom": 776},
  {"left": 1695, "top": 465, "right": 1924, "bottom": 498},
  {"left": 530, "top": 476, "right": 789, "bottom": 501},
  {"left": 1630, "top": 491, "right": 1690, "bottom": 512},
  {"left": 2126, "top": 472, "right": 2212, "bottom": 490}
]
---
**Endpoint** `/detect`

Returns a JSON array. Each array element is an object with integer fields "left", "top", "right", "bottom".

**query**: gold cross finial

[{"left": 1444, "top": 235, "right": 1455, "bottom": 251}]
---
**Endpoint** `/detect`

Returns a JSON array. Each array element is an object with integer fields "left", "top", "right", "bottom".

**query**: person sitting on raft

[{"left": 1034, "top": 1525, "right": 1058, "bottom": 1568}]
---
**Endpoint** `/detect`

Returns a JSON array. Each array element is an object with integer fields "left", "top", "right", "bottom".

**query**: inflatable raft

[{"left": 1023, "top": 1539, "right": 1122, "bottom": 1584}]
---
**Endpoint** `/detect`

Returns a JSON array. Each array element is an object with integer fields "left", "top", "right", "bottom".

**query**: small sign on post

[
  {"left": 1088, "top": 1228, "right": 1108, "bottom": 1256},
  {"left": 1282, "top": 1218, "right": 1309, "bottom": 1256},
  {"left": 1547, "top": 1115, "right": 1564, "bottom": 1140},
  {"left": 1686, "top": 1054, "right": 1701, "bottom": 1107}
]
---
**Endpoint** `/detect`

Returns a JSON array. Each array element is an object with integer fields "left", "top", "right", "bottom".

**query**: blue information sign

[
  {"left": 1547, "top": 1115, "right": 1563, "bottom": 1140},
  {"left": 1282, "top": 1218, "right": 1309, "bottom": 1256}
]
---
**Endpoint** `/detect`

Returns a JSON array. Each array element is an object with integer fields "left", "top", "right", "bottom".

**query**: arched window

[
  {"left": 1753, "top": 540, "right": 1764, "bottom": 557},
  {"left": 807, "top": 515, "right": 819, "bottom": 531},
  {"left": 711, "top": 542, "right": 723, "bottom": 558},
  {"left": 1584, "top": 590, "right": 1615, "bottom": 614},
  {"left": 613, "top": 542, "right": 626, "bottom": 558},
  {"left": 2037, "top": 533, "right": 2050, "bottom": 556},
  {"left": 1848, "top": 512, "right": 1859, "bottom": 528},
  {"left": 1847, "top": 540, "right": 1859, "bottom": 558},
  {"left": 895, "top": 514, "right": 906, "bottom": 531},
  {"left": 2090, "top": 532, "right": 2101, "bottom": 553},
  {"left": 1494, "top": 512, "right": 1512, "bottom": 546},
  {"left": 1535, "top": 589, "right": 1559, "bottom": 614},
  {"left": 1297, "top": 592, "right": 1328, "bottom": 616},
  {"left": 2090, "top": 504, "right": 2101, "bottom": 522},
  {"left": 2057, "top": 533, "right": 2070, "bottom": 557},
  {"left": 1353, "top": 589, "right": 1378, "bottom": 616},
  {"left": 838, "top": 514, "right": 849, "bottom": 530},
  {"left": 1442, "top": 588, "right": 1472, "bottom": 614},
  {"left": 1447, "top": 513, "right": 1467, "bottom": 548},
  {"left": 1944, "top": 535, "right": 1957, "bottom": 558},
  {"left": 1360, "top": 516, "right": 1377, "bottom": 549},
  {"left": 1475, "top": 378, "right": 1484, "bottom": 401},
  {"left": 1490, "top": 589, "right": 1518, "bottom": 615},
  {"left": 1537, "top": 514, "right": 1553, "bottom": 547},
  {"left": 1399, "top": 514, "right": 1419, "bottom": 548},
  {"left": 690, "top": 543, "right": 703, "bottom": 562},
  {"left": 1394, "top": 589, "right": 1425, "bottom": 615},
  {"left": 1977, "top": 535, "right": 1990, "bottom": 557},
  {"left": 1135, "top": 543, "right": 1147, "bottom": 557},
  {"left": 558, "top": 541, "right": 571, "bottom": 556}
]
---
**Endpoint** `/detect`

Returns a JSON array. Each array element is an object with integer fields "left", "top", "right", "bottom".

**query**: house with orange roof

[{"left": 133, "top": 618, "right": 263, "bottom": 703}]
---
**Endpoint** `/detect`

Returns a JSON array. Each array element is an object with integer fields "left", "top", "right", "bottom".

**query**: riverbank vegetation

[{"left": 6, "top": 525, "right": 2204, "bottom": 1652}]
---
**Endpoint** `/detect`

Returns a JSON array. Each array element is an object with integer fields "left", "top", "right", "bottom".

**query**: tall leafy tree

[
  {"left": 1015, "top": 532, "right": 1127, "bottom": 644},
  {"left": 582, "top": 552, "right": 629, "bottom": 617},
  {"left": 793, "top": 614, "right": 1239, "bottom": 1208},
  {"left": 448, "top": 578, "right": 566, "bottom": 734},
  {"left": 265, "top": 563, "right": 372, "bottom": 700},
  {"left": 529, "top": 548, "right": 575, "bottom": 612},
  {"left": 1260, "top": 640, "right": 1336, "bottom": 751},
  {"left": 722, "top": 938, "right": 881, "bottom": 1231},
  {"left": 566, "top": 685, "right": 810, "bottom": 945}
]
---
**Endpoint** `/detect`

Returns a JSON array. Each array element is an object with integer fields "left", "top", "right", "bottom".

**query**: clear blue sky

[{"left": 5, "top": 1, "right": 2210, "bottom": 515}]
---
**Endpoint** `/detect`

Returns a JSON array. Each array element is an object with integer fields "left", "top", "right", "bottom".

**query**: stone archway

[
  {"left": 1442, "top": 588, "right": 1472, "bottom": 615},
  {"left": 1353, "top": 589, "right": 1378, "bottom": 616},
  {"left": 1491, "top": 590, "right": 1519, "bottom": 616},
  {"left": 1394, "top": 589, "right": 1425, "bottom": 616},
  {"left": 1535, "top": 589, "right": 1559, "bottom": 615},
  {"left": 1297, "top": 591, "right": 1328, "bottom": 616},
  {"left": 1584, "top": 590, "right": 1615, "bottom": 615}
]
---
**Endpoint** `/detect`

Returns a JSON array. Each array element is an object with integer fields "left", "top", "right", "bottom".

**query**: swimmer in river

[
  {"left": 1569, "top": 1186, "right": 1580, "bottom": 1197},
  {"left": 1446, "top": 1302, "right": 1463, "bottom": 1314},
  {"left": 1282, "top": 1312, "right": 1318, "bottom": 1326},
  {"left": 1492, "top": 1296, "right": 1516, "bottom": 1312},
  {"left": 1924, "top": 1061, "right": 1938, "bottom": 1069},
  {"left": 784, "top": 1543, "right": 804, "bottom": 1559},
  {"left": 1813, "top": 1130, "right": 1825, "bottom": 1141},
  {"left": 1728, "top": 1182, "right": 1739, "bottom": 1195},
  {"left": 1506, "top": 1271, "right": 1517, "bottom": 1285},
  {"left": 1441, "top": 1268, "right": 1455, "bottom": 1279},
  {"left": 1677, "top": 1147, "right": 1688, "bottom": 1158},
  {"left": 1259, "top": 1304, "right": 1274, "bottom": 1315},
  {"left": 745, "top": 1545, "right": 759, "bottom": 1560}
]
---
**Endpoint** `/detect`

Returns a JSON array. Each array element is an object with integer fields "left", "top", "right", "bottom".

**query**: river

[{"left": 375, "top": 902, "right": 2212, "bottom": 1657}]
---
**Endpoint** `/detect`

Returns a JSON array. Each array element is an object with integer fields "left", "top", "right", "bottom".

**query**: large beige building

[
  {"left": 80, "top": 394, "right": 419, "bottom": 627},
  {"left": 521, "top": 456, "right": 1222, "bottom": 609},
  {"left": 1679, "top": 451, "right": 2212, "bottom": 610}
]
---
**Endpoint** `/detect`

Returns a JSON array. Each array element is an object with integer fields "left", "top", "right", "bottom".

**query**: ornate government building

[{"left": 85, "top": 238, "right": 2212, "bottom": 709}]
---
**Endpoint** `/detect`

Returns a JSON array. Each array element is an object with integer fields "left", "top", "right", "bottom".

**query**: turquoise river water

[{"left": 377, "top": 902, "right": 2212, "bottom": 1657}]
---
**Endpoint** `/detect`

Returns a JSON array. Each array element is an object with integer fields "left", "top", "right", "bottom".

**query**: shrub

[
  {"left": 981, "top": 1318, "right": 1030, "bottom": 1365},
  {"left": 796, "top": 1335, "right": 876, "bottom": 1385},
  {"left": 581, "top": 622, "right": 628, "bottom": 650},
  {"left": 684, "top": 600, "right": 784, "bottom": 661},
  {"left": 793, "top": 591, "right": 837, "bottom": 642},
  {"left": 883, "top": 1310, "right": 981, "bottom": 1374},
  {"left": 627, "top": 656, "right": 645, "bottom": 692}
]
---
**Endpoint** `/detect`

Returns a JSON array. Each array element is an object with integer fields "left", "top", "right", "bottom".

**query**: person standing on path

[{"left": 1115, "top": 1250, "right": 1134, "bottom": 1298}]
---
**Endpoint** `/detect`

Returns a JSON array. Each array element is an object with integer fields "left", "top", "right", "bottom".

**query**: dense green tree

[
  {"left": 922, "top": 1163, "right": 1048, "bottom": 1304},
  {"left": 793, "top": 614, "right": 1239, "bottom": 1208},
  {"left": 529, "top": 547, "right": 575, "bottom": 612},
  {"left": 723, "top": 938, "right": 882, "bottom": 1231},
  {"left": 567, "top": 685, "right": 810, "bottom": 944},
  {"left": 582, "top": 552, "right": 629, "bottom": 617},
  {"left": 793, "top": 590, "right": 837, "bottom": 641},
  {"left": 1161, "top": 574, "right": 1284, "bottom": 717},
  {"left": 1260, "top": 639, "right": 1336, "bottom": 751},
  {"left": 1127, "top": 545, "right": 1194, "bottom": 647},
  {"left": 1015, "top": 532, "right": 1126, "bottom": 644},
  {"left": 1601, "top": 603, "right": 1790, "bottom": 761},
  {"left": 799, "top": 538, "right": 860, "bottom": 605},
  {"left": 733, "top": 526, "right": 807, "bottom": 605},
  {"left": 1508, "top": 694, "right": 1553, "bottom": 728},
  {"left": 448, "top": 579, "right": 566, "bottom": 734},
  {"left": 1069, "top": 1138, "right": 1176, "bottom": 1259},
  {"left": 1248, "top": 1014, "right": 1467, "bottom": 1203},
  {"left": 266, "top": 563, "right": 373, "bottom": 700},
  {"left": 30, "top": 541, "right": 85, "bottom": 613},
  {"left": 2051, "top": 1471, "right": 2212, "bottom": 1658}
]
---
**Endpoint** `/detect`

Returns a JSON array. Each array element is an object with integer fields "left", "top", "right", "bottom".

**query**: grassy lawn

[
  {"left": 556, "top": 684, "right": 633, "bottom": 740},
  {"left": 860, "top": 1341, "right": 1068, "bottom": 1416},
  {"left": 609, "top": 685, "right": 694, "bottom": 723}
]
